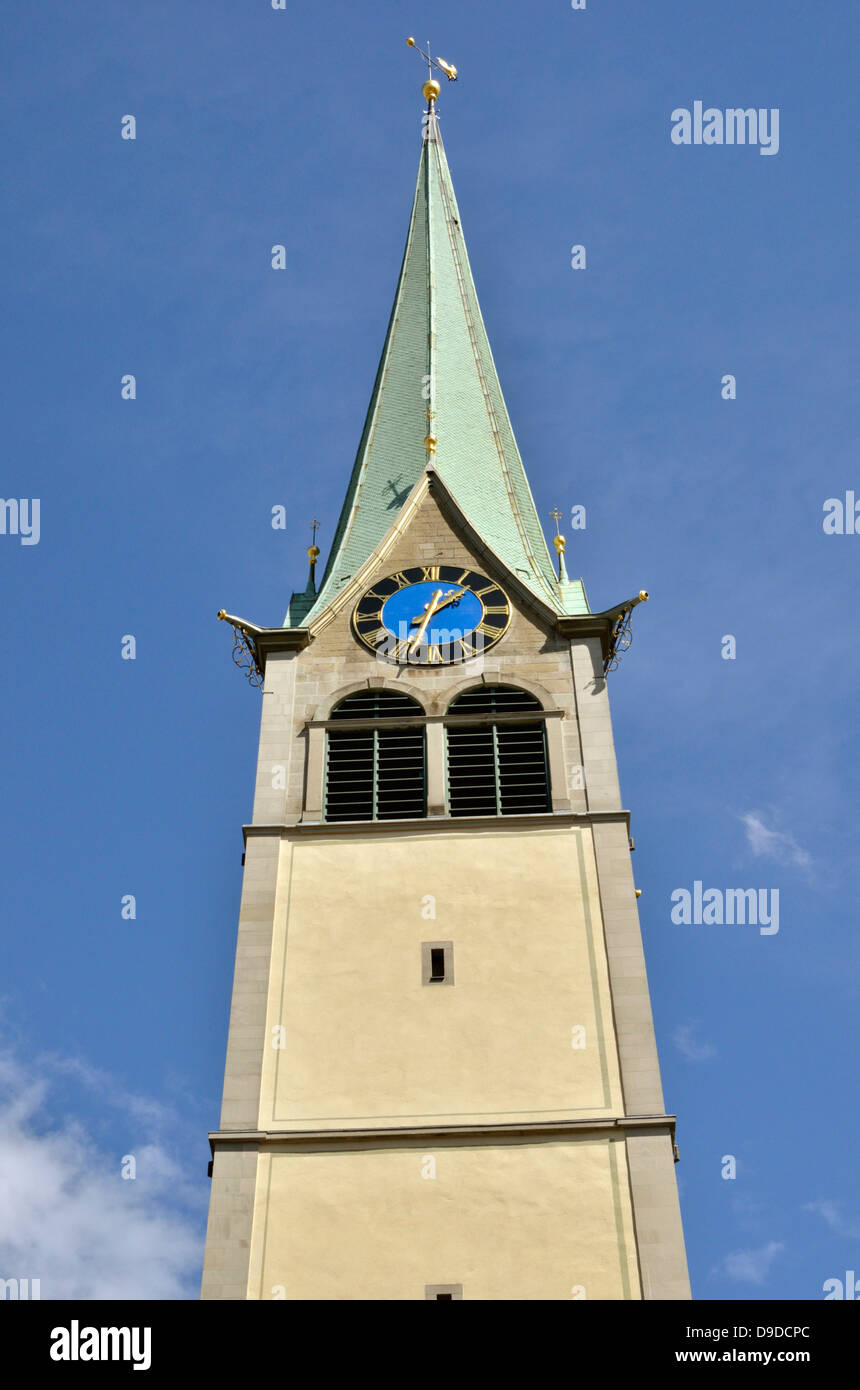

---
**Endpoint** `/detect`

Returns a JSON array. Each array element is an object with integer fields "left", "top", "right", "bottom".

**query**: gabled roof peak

[{"left": 287, "top": 99, "right": 588, "bottom": 627}]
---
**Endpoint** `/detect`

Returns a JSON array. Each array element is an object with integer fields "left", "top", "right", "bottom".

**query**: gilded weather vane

[{"left": 405, "top": 37, "right": 458, "bottom": 90}]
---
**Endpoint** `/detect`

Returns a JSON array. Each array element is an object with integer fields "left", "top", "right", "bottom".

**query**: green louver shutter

[
  {"left": 445, "top": 686, "right": 550, "bottom": 817},
  {"left": 325, "top": 691, "right": 426, "bottom": 822}
]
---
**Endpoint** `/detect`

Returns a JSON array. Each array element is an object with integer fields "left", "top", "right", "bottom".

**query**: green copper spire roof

[{"left": 286, "top": 103, "right": 588, "bottom": 627}]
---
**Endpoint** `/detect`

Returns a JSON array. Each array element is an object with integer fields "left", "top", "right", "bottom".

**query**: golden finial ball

[
  {"left": 639, "top": 590, "right": 649, "bottom": 601},
  {"left": 423, "top": 79, "right": 441, "bottom": 102},
  {"left": 307, "top": 545, "right": 320, "bottom": 562},
  {"left": 424, "top": 432, "right": 437, "bottom": 453},
  {"left": 552, "top": 534, "right": 567, "bottom": 554},
  {"left": 406, "top": 37, "right": 415, "bottom": 47}
]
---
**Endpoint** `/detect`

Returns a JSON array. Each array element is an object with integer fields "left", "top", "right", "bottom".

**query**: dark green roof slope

[{"left": 287, "top": 108, "right": 588, "bottom": 626}]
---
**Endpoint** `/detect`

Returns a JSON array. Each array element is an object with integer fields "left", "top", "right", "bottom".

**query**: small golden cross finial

[
  {"left": 306, "top": 518, "right": 321, "bottom": 594},
  {"left": 550, "top": 508, "right": 567, "bottom": 576}
]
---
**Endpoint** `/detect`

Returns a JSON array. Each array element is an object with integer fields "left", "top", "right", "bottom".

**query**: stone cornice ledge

[
  {"left": 209, "top": 1114, "right": 677, "bottom": 1154},
  {"left": 242, "top": 809, "right": 631, "bottom": 844}
]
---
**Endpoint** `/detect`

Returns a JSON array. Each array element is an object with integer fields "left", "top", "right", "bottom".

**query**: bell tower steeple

[{"left": 202, "top": 67, "right": 690, "bottom": 1302}]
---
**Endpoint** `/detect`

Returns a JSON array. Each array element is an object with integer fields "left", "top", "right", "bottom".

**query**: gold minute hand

[
  {"left": 408, "top": 587, "right": 465, "bottom": 628},
  {"left": 431, "top": 586, "right": 466, "bottom": 615},
  {"left": 407, "top": 587, "right": 467, "bottom": 651},
  {"left": 408, "top": 589, "right": 444, "bottom": 650}
]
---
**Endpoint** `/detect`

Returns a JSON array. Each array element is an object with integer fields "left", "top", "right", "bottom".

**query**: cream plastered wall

[
  {"left": 246, "top": 1135, "right": 641, "bottom": 1300},
  {"left": 257, "top": 821, "right": 624, "bottom": 1130}
]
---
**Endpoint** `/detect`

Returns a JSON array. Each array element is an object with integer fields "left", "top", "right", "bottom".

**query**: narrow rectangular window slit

[{"left": 422, "top": 941, "right": 454, "bottom": 987}]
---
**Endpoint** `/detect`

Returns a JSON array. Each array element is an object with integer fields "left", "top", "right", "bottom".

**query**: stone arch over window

[
  {"left": 443, "top": 672, "right": 558, "bottom": 713},
  {"left": 444, "top": 684, "right": 552, "bottom": 817},
  {"left": 322, "top": 677, "right": 427, "bottom": 721}
]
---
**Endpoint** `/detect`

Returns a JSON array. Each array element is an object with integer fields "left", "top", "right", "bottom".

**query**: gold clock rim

[{"left": 350, "top": 567, "right": 512, "bottom": 665}]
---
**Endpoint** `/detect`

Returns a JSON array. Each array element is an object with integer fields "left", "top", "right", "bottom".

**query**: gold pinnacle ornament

[
  {"left": 550, "top": 507, "right": 567, "bottom": 578},
  {"left": 307, "top": 518, "right": 321, "bottom": 590}
]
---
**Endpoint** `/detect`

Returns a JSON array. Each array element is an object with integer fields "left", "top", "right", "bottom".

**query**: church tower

[{"left": 201, "top": 70, "right": 690, "bottom": 1302}]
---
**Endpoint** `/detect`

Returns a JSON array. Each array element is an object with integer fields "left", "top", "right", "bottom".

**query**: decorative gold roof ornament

[
  {"left": 550, "top": 507, "right": 567, "bottom": 580},
  {"left": 406, "top": 37, "right": 458, "bottom": 105},
  {"left": 307, "top": 518, "right": 321, "bottom": 591}
]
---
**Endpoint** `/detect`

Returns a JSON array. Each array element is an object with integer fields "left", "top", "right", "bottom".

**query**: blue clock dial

[
  {"left": 352, "top": 565, "right": 511, "bottom": 665},
  {"left": 381, "top": 582, "right": 483, "bottom": 646}
]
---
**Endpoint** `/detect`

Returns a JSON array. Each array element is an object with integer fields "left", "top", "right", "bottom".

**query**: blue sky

[{"left": 2, "top": 0, "right": 858, "bottom": 1300}]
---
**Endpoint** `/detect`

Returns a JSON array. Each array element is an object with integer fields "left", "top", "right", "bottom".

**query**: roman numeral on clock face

[{"left": 352, "top": 566, "right": 510, "bottom": 663}]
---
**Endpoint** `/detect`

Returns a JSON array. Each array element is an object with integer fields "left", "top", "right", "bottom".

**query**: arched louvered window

[
  {"left": 325, "top": 689, "right": 426, "bottom": 822},
  {"left": 445, "top": 686, "right": 551, "bottom": 817}
]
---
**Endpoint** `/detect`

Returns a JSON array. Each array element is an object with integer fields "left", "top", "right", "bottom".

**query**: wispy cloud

[
  {"left": 804, "top": 1199, "right": 860, "bottom": 1239},
  {"left": 0, "top": 1051, "right": 204, "bottom": 1299},
  {"left": 673, "top": 1023, "right": 716, "bottom": 1062},
  {"left": 715, "top": 1241, "right": 785, "bottom": 1285},
  {"left": 740, "top": 812, "right": 811, "bottom": 869}
]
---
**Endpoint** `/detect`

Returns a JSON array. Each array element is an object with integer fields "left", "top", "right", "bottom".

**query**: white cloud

[
  {"left": 741, "top": 812, "right": 811, "bottom": 869},
  {"left": 717, "top": 1241, "right": 785, "bottom": 1285},
  {"left": 0, "top": 1053, "right": 204, "bottom": 1299},
  {"left": 673, "top": 1023, "right": 716, "bottom": 1062},
  {"left": 804, "top": 1199, "right": 860, "bottom": 1239}
]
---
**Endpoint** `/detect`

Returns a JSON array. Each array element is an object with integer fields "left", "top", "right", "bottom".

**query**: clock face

[{"left": 352, "top": 565, "right": 512, "bottom": 664}]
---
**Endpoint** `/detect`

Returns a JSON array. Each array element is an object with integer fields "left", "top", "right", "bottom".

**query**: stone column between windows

[
  {"left": 426, "top": 719, "right": 446, "bottom": 817},
  {"left": 301, "top": 725, "right": 325, "bottom": 822},
  {"left": 545, "top": 714, "right": 570, "bottom": 812}
]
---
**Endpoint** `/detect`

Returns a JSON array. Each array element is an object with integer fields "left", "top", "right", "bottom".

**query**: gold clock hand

[
  {"left": 430, "top": 586, "right": 466, "bottom": 616},
  {"left": 409, "top": 587, "right": 464, "bottom": 626},
  {"left": 408, "top": 589, "right": 444, "bottom": 650}
]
